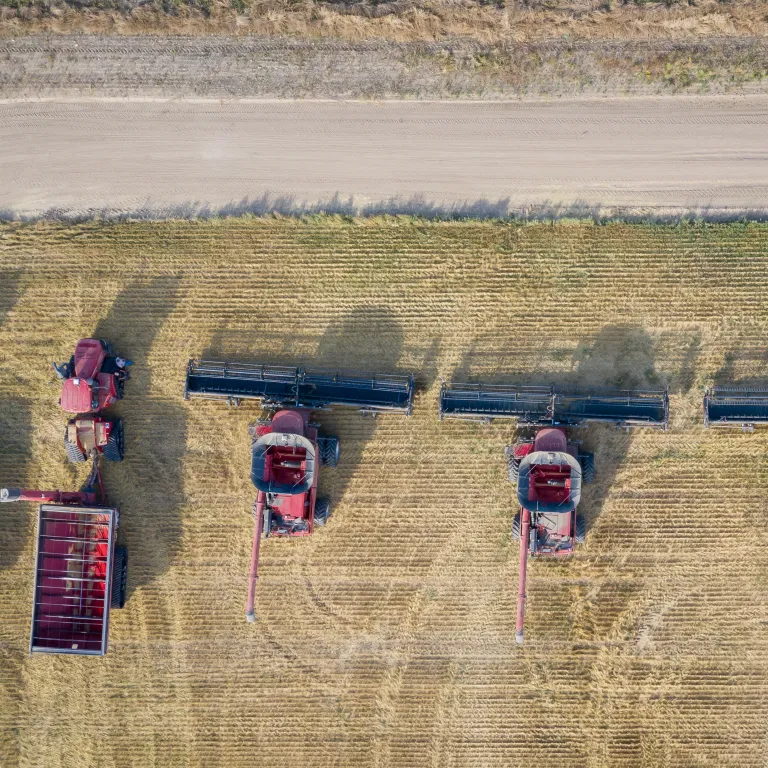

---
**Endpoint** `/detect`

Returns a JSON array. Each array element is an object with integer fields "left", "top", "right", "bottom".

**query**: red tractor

[
  {"left": 184, "top": 360, "right": 414, "bottom": 621},
  {"left": 53, "top": 338, "right": 131, "bottom": 463},
  {"left": 439, "top": 382, "right": 669, "bottom": 644},
  {"left": 1, "top": 456, "right": 128, "bottom": 655}
]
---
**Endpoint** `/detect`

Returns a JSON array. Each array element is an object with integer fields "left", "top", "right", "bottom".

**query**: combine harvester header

[
  {"left": 438, "top": 379, "right": 668, "bottom": 644},
  {"left": 704, "top": 387, "right": 768, "bottom": 431},
  {"left": 438, "top": 382, "right": 669, "bottom": 429},
  {"left": 185, "top": 360, "right": 414, "bottom": 415}
]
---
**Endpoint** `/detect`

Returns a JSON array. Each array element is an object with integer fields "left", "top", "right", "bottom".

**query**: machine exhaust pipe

[
  {"left": 515, "top": 508, "right": 531, "bottom": 645},
  {"left": 245, "top": 491, "right": 266, "bottom": 623}
]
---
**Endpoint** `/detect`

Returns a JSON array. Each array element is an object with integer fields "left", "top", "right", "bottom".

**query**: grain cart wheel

[
  {"left": 512, "top": 512, "right": 521, "bottom": 541},
  {"left": 103, "top": 421, "right": 124, "bottom": 462},
  {"left": 317, "top": 437, "right": 340, "bottom": 467},
  {"left": 575, "top": 514, "right": 587, "bottom": 544},
  {"left": 64, "top": 431, "right": 87, "bottom": 463},
  {"left": 111, "top": 546, "right": 128, "bottom": 608},
  {"left": 314, "top": 498, "right": 331, "bottom": 527},
  {"left": 579, "top": 453, "right": 595, "bottom": 484},
  {"left": 508, "top": 456, "right": 519, "bottom": 484}
]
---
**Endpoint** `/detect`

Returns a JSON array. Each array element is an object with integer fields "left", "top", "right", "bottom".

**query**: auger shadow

[
  {"left": 93, "top": 276, "right": 185, "bottom": 594},
  {"left": 0, "top": 271, "right": 32, "bottom": 572}
]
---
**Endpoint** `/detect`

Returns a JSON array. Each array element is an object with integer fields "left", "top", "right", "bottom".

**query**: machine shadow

[
  {"left": 451, "top": 324, "right": 669, "bottom": 535},
  {"left": 0, "top": 272, "right": 33, "bottom": 571},
  {"left": 200, "top": 306, "right": 434, "bottom": 523},
  {"left": 713, "top": 349, "right": 768, "bottom": 389},
  {"left": 94, "top": 276, "right": 185, "bottom": 592}
]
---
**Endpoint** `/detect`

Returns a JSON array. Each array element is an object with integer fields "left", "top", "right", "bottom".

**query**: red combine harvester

[
  {"left": 438, "top": 382, "right": 669, "bottom": 644},
  {"left": 704, "top": 387, "right": 768, "bottom": 431},
  {"left": 184, "top": 360, "right": 415, "bottom": 621},
  {"left": 1, "top": 457, "right": 128, "bottom": 655},
  {"left": 53, "top": 338, "right": 130, "bottom": 463}
]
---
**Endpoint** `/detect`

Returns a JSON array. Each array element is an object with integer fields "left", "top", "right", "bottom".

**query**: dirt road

[{"left": 2, "top": 97, "right": 768, "bottom": 218}]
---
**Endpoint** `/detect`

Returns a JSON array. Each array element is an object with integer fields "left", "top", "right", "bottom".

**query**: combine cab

[
  {"left": 1, "top": 457, "right": 127, "bottom": 655},
  {"left": 185, "top": 360, "right": 414, "bottom": 621},
  {"left": 439, "top": 381, "right": 669, "bottom": 644},
  {"left": 54, "top": 339, "right": 130, "bottom": 463},
  {"left": 704, "top": 387, "right": 768, "bottom": 430}
]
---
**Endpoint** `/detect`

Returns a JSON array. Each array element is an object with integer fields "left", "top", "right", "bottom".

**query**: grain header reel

[
  {"left": 185, "top": 360, "right": 414, "bottom": 621},
  {"left": 704, "top": 387, "right": 768, "bottom": 431},
  {"left": 439, "top": 381, "right": 669, "bottom": 644}
]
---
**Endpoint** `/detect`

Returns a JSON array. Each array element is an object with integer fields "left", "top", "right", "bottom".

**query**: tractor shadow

[
  {"left": 94, "top": 276, "right": 185, "bottom": 594},
  {"left": 0, "top": 271, "right": 33, "bottom": 571}
]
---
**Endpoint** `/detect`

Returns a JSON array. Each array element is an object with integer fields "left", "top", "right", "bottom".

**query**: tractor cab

[
  {"left": 250, "top": 411, "right": 319, "bottom": 537},
  {"left": 57, "top": 339, "right": 125, "bottom": 414}
]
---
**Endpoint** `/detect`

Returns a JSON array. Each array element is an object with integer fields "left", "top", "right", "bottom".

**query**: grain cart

[
  {"left": 0, "top": 457, "right": 128, "bottom": 655},
  {"left": 53, "top": 339, "right": 130, "bottom": 463},
  {"left": 704, "top": 388, "right": 768, "bottom": 430},
  {"left": 184, "top": 360, "right": 415, "bottom": 621},
  {"left": 438, "top": 382, "right": 669, "bottom": 644}
]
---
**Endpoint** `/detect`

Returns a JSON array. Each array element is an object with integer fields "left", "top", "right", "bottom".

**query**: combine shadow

[
  {"left": 713, "top": 348, "right": 768, "bottom": 390},
  {"left": 94, "top": 276, "right": 185, "bottom": 593},
  {"left": 0, "top": 271, "right": 33, "bottom": 571},
  {"left": 451, "top": 324, "right": 671, "bottom": 535},
  {"left": 201, "top": 306, "right": 430, "bottom": 516},
  {"left": 200, "top": 306, "right": 443, "bottom": 549}
]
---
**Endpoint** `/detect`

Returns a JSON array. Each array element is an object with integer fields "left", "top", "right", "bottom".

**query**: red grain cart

[{"left": 1, "top": 458, "right": 127, "bottom": 655}]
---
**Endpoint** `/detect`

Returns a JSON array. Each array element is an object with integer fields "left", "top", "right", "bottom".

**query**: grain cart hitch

[
  {"left": 185, "top": 360, "right": 415, "bottom": 621},
  {"left": 438, "top": 382, "right": 669, "bottom": 644}
]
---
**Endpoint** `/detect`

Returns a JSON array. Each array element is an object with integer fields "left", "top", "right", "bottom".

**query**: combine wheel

[
  {"left": 314, "top": 498, "right": 331, "bottom": 526},
  {"left": 111, "top": 546, "right": 128, "bottom": 608},
  {"left": 507, "top": 457, "right": 519, "bottom": 484},
  {"left": 103, "top": 421, "right": 124, "bottom": 462},
  {"left": 579, "top": 453, "right": 595, "bottom": 484},
  {"left": 64, "top": 432, "right": 87, "bottom": 463},
  {"left": 317, "top": 437, "right": 340, "bottom": 467},
  {"left": 575, "top": 514, "right": 587, "bottom": 544},
  {"left": 512, "top": 512, "right": 521, "bottom": 541}
]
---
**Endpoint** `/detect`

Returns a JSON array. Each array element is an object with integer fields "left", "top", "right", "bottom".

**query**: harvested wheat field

[{"left": 1, "top": 218, "right": 768, "bottom": 767}]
